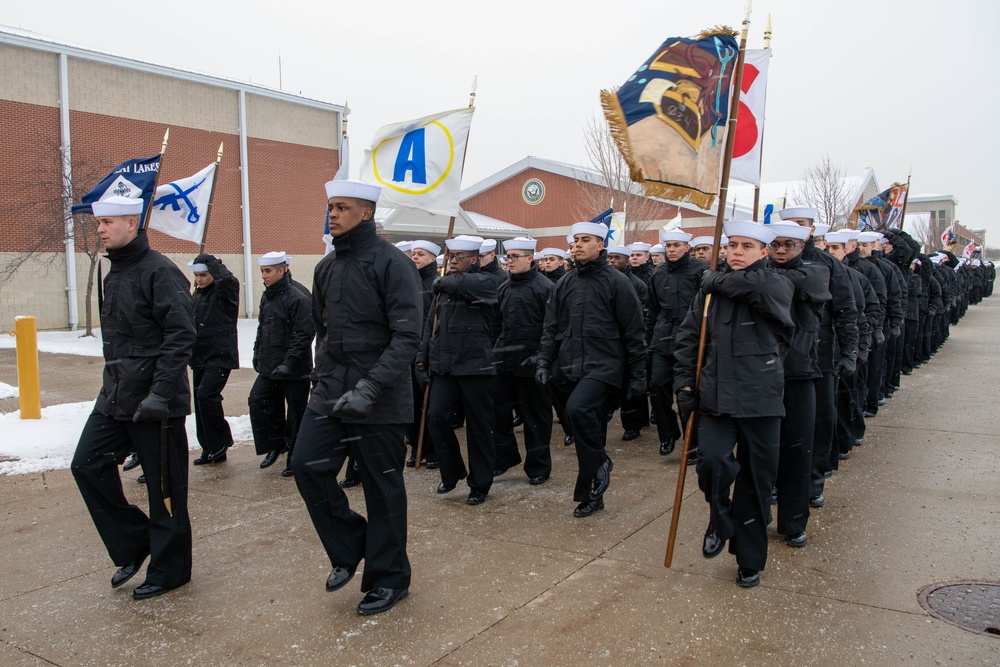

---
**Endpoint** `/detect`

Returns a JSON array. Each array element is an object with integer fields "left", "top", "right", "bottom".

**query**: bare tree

[
  {"left": 794, "top": 154, "right": 853, "bottom": 229},
  {"left": 905, "top": 213, "right": 933, "bottom": 251},
  {"left": 0, "top": 140, "right": 106, "bottom": 335},
  {"left": 575, "top": 113, "right": 672, "bottom": 243}
]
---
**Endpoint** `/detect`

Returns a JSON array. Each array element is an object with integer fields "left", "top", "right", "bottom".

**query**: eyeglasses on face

[
  {"left": 768, "top": 241, "right": 803, "bottom": 250},
  {"left": 447, "top": 253, "right": 476, "bottom": 261},
  {"left": 503, "top": 253, "right": 531, "bottom": 260}
]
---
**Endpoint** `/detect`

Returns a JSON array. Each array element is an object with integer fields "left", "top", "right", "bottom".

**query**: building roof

[
  {"left": 728, "top": 167, "right": 878, "bottom": 221},
  {"left": 909, "top": 193, "right": 959, "bottom": 205},
  {"left": 376, "top": 207, "right": 527, "bottom": 239}
]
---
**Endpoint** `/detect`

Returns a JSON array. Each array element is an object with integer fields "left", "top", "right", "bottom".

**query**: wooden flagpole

[
  {"left": 141, "top": 129, "right": 170, "bottom": 231},
  {"left": 751, "top": 14, "right": 772, "bottom": 222},
  {"left": 199, "top": 142, "right": 224, "bottom": 254},
  {"left": 665, "top": 9, "right": 752, "bottom": 568},
  {"left": 415, "top": 76, "right": 478, "bottom": 469}
]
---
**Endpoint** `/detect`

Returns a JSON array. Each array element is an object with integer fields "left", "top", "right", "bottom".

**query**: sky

[{"left": 4, "top": 0, "right": 998, "bottom": 241}]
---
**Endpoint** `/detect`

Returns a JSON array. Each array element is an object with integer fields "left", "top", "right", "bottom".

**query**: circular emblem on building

[{"left": 522, "top": 178, "right": 545, "bottom": 205}]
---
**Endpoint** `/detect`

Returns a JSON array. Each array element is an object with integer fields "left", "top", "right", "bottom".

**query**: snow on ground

[
  {"left": 0, "top": 402, "right": 253, "bottom": 476},
  {"left": 0, "top": 319, "right": 270, "bottom": 474},
  {"left": 0, "top": 320, "right": 262, "bottom": 369}
]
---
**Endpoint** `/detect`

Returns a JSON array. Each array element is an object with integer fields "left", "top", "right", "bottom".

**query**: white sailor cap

[
  {"left": 325, "top": 179, "right": 382, "bottom": 202},
  {"left": 92, "top": 195, "right": 143, "bottom": 217},
  {"left": 768, "top": 222, "right": 811, "bottom": 241},
  {"left": 258, "top": 251, "right": 288, "bottom": 266},
  {"left": 540, "top": 247, "right": 569, "bottom": 259},
  {"left": 838, "top": 228, "right": 861, "bottom": 241},
  {"left": 533, "top": 251, "right": 544, "bottom": 261},
  {"left": 723, "top": 220, "right": 777, "bottom": 244},
  {"left": 445, "top": 235, "right": 485, "bottom": 252},
  {"left": 628, "top": 242, "right": 652, "bottom": 253},
  {"left": 857, "top": 231, "right": 882, "bottom": 243},
  {"left": 570, "top": 222, "right": 609, "bottom": 238},
  {"left": 650, "top": 244, "right": 665, "bottom": 254},
  {"left": 188, "top": 259, "right": 209, "bottom": 272},
  {"left": 928, "top": 253, "right": 946, "bottom": 264},
  {"left": 778, "top": 206, "right": 818, "bottom": 221},
  {"left": 394, "top": 241, "right": 413, "bottom": 253},
  {"left": 812, "top": 223, "right": 831, "bottom": 237},
  {"left": 480, "top": 239, "right": 498, "bottom": 254},
  {"left": 660, "top": 230, "right": 693, "bottom": 243},
  {"left": 607, "top": 246, "right": 630, "bottom": 257},
  {"left": 720, "top": 234, "right": 729, "bottom": 245},
  {"left": 436, "top": 254, "right": 444, "bottom": 266},
  {"left": 503, "top": 237, "right": 536, "bottom": 252},
  {"left": 824, "top": 232, "right": 850, "bottom": 244},
  {"left": 689, "top": 236, "right": 714, "bottom": 247},
  {"left": 411, "top": 240, "right": 441, "bottom": 256},
  {"left": 972, "top": 259, "right": 982, "bottom": 266}
]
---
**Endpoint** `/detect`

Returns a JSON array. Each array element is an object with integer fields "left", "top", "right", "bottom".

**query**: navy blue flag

[
  {"left": 72, "top": 155, "right": 162, "bottom": 224},
  {"left": 590, "top": 207, "right": 614, "bottom": 243},
  {"left": 855, "top": 183, "right": 908, "bottom": 231}
]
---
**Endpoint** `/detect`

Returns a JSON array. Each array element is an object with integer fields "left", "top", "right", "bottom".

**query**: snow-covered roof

[
  {"left": 909, "top": 193, "right": 959, "bottom": 205},
  {"left": 728, "top": 167, "right": 878, "bottom": 220}
]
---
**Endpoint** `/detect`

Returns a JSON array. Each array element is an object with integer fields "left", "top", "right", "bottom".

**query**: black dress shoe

[
  {"left": 466, "top": 490, "right": 488, "bottom": 505},
  {"left": 809, "top": 494, "right": 826, "bottom": 508},
  {"left": 122, "top": 453, "right": 140, "bottom": 471},
  {"left": 877, "top": 397, "right": 887, "bottom": 406},
  {"left": 659, "top": 438, "right": 676, "bottom": 456},
  {"left": 132, "top": 580, "right": 185, "bottom": 600},
  {"left": 622, "top": 429, "right": 640, "bottom": 441},
  {"left": 136, "top": 474, "right": 146, "bottom": 484},
  {"left": 837, "top": 451, "right": 850, "bottom": 460},
  {"left": 573, "top": 497, "right": 604, "bottom": 517},
  {"left": 357, "top": 586, "right": 409, "bottom": 615},
  {"left": 325, "top": 565, "right": 356, "bottom": 592},
  {"left": 528, "top": 474, "right": 549, "bottom": 485},
  {"left": 193, "top": 447, "right": 228, "bottom": 465},
  {"left": 686, "top": 450, "right": 699, "bottom": 466},
  {"left": 563, "top": 434, "right": 574, "bottom": 447},
  {"left": 260, "top": 449, "right": 283, "bottom": 469},
  {"left": 111, "top": 551, "right": 149, "bottom": 588},
  {"left": 736, "top": 567, "right": 760, "bottom": 588},
  {"left": 591, "top": 457, "right": 614, "bottom": 499},
  {"left": 863, "top": 411, "right": 875, "bottom": 418},
  {"left": 340, "top": 477, "right": 361, "bottom": 488},
  {"left": 405, "top": 456, "right": 416, "bottom": 468},
  {"left": 770, "top": 487, "right": 778, "bottom": 505},
  {"left": 854, "top": 438, "right": 864, "bottom": 447},
  {"left": 493, "top": 466, "right": 509, "bottom": 477},
  {"left": 702, "top": 523, "right": 726, "bottom": 559},
  {"left": 512, "top": 415, "right": 523, "bottom": 427},
  {"left": 784, "top": 532, "right": 808, "bottom": 548},
  {"left": 437, "top": 482, "right": 457, "bottom": 494},
  {"left": 425, "top": 460, "right": 439, "bottom": 469},
  {"left": 281, "top": 467, "right": 295, "bottom": 478}
]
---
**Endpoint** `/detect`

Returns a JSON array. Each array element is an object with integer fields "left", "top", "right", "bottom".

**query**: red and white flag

[{"left": 730, "top": 49, "right": 772, "bottom": 187}]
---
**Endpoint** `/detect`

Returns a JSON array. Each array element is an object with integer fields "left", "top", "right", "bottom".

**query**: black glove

[
  {"left": 271, "top": 364, "right": 295, "bottom": 380},
  {"left": 873, "top": 329, "right": 885, "bottom": 349},
  {"left": 432, "top": 276, "right": 444, "bottom": 293},
  {"left": 675, "top": 388, "right": 698, "bottom": 424},
  {"left": 415, "top": 363, "right": 430, "bottom": 391},
  {"left": 332, "top": 379, "right": 381, "bottom": 420},
  {"left": 534, "top": 363, "right": 551, "bottom": 387},
  {"left": 132, "top": 392, "right": 170, "bottom": 423},
  {"left": 625, "top": 377, "right": 647, "bottom": 401},
  {"left": 890, "top": 325, "right": 901, "bottom": 338},
  {"left": 521, "top": 354, "right": 542, "bottom": 371},
  {"left": 836, "top": 357, "right": 856, "bottom": 379},
  {"left": 700, "top": 270, "right": 723, "bottom": 294},
  {"left": 194, "top": 253, "right": 214, "bottom": 265}
]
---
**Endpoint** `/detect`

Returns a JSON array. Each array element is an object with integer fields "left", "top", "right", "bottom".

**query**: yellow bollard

[{"left": 12, "top": 316, "right": 41, "bottom": 419}]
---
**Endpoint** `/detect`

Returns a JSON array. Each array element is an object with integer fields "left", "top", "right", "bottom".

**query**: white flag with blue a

[
  {"left": 359, "top": 107, "right": 474, "bottom": 217},
  {"left": 147, "top": 163, "right": 217, "bottom": 244}
]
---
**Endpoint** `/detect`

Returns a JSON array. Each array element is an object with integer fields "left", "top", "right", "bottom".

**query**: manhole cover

[{"left": 918, "top": 581, "right": 1000, "bottom": 637}]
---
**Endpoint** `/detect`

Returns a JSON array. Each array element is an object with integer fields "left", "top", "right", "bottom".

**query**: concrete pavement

[{"left": 0, "top": 299, "right": 998, "bottom": 666}]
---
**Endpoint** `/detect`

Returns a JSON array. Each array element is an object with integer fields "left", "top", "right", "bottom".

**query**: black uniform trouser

[
  {"left": 865, "top": 341, "right": 886, "bottom": 413},
  {"left": 553, "top": 378, "right": 614, "bottom": 502},
  {"left": 920, "top": 315, "right": 933, "bottom": 361},
  {"left": 649, "top": 352, "right": 682, "bottom": 444},
  {"left": 427, "top": 374, "right": 495, "bottom": 494},
  {"left": 902, "top": 318, "right": 919, "bottom": 372},
  {"left": 72, "top": 412, "right": 192, "bottom": 588},
  {"left": 810, "top": 372, "right": 836, "bottom": 498},
  {"left": 192, "top": 366, "right": 233, "bottom": 454},
  {"left": 832, "top": 359, "right": 864, "bottom": 469},
  {"left": 292, "top": 410, "right": 410, "bottom": 592},
  {"left": 883, "top": 332, "right": 902, "bottom": 395},
  {"left": 248, "top": 375, "right": 310, "bottom": 458},
  {"left": 852, "top": 358, "right": 869, "bottom": 441},
  {"left": 697, "top": 414, "right": 780, "bottom": 572},
  {"left": 776, "top": 380, "right": 815, "bottom": 537},
  {"left": 494, "top": 374, "right": 553, "bottom": 479}
]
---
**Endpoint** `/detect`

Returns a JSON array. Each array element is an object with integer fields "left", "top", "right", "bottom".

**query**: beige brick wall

[
  {"left": 0, "top": 250, "right": 328, "bottom": 330},
  {"left": 246, "top": 94, "right": 338, "bottom": 149},
  {"left": 68, "top": 59, "right": 239, "bottom": 134},
  {"left": 0, "top": 44, "right": 59, "bottom": 107}
]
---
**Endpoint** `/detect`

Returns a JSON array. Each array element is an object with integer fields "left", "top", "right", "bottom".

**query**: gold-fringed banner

[{"left": 601, "top": 29, "right": 739, "bottom": 210}]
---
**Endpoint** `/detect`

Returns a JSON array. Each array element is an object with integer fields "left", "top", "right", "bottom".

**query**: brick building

[{"left": 0, "top": 28, "right": 343, "bottom": 330}]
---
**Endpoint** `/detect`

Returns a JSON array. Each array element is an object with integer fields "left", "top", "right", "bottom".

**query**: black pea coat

[
  {"left": 96, "top": 233, "right": 196, "bottom": 420},
  {"left": 494, "top": 265, "right": 554, "bottom": 377},
  {"left": 673, "top": 259, "right": 794, "bottom": 418},
  {"left": 252, "top": 271, "right": 314, "bottom": 379},
  {"left": 801, "top": 241, "right": 859, "bottom": 372},
  {"left": 645, "top": 253, "right": 708, "bottom": 356},
  {"left": 769, "top": 255, "right": 831, "bottom": 380},
  {"left": 541, "top": 265, "right": 566, "bottom": 283},
  {"left": 190, "top": 255, "right": 240, "bottom": 369},
  {"left": 846, "top": 249, "right": 886, "bottom": 334},
  {"left": 308, "top": 220, "right": 422, "bottom": 424},
  {"left": 419, "top": 263, "right": 499, "bottom": 376},
  {"left": 537, "top": 250, "right": 646, "bottom": 389},
  {"left": 870, "top": 254, "right": 905, "bottom": 333}
]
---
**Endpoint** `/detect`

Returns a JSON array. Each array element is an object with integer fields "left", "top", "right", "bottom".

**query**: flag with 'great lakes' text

[{"left": 72, "top": 155, "right": 161, "bottom": 223}]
